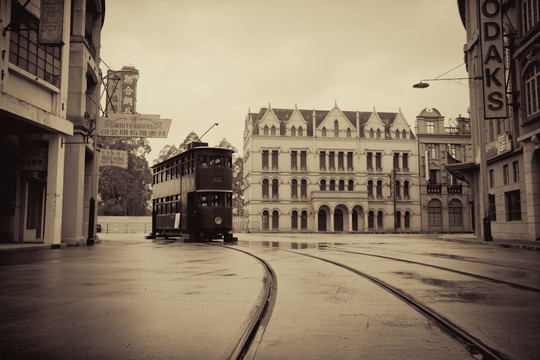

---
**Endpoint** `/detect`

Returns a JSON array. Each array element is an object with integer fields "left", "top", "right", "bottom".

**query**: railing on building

[
  {"left": 447, "top": 184, "right": 463, "bottom": 194},
  {"left": 427, "top": 184, "right": 442, "bottom": 193}
]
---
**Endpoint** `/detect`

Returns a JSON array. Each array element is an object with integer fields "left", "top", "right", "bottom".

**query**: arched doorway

[
  {"left": 334, "top": 209, "right": 343, "bottom": 231},
  {"left": 318, "top": 209, "right": 327, "bottom": 231},
  {"left": 352, "top": 206, "right": 364, "bottom": 232}
]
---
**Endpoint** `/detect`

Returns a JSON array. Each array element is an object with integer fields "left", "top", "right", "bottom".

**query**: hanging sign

[
  {"left": 478, "top": 0, "right": 507, "bottom": 119},
  {"left": 39, "top": 0, "right": 65, "bottom": 46},
  {"left": 96, "top": 114, "right": 171, "bottom": 138},
  {"left": 100, "top": 149, "right": 128, "bottom": 169}
]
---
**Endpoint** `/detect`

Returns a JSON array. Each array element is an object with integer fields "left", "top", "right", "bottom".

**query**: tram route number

[{"left": 211, "top": 175, "right": 224, "bottom": 183}]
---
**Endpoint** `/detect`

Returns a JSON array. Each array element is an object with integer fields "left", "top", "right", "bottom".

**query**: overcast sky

[{"left": 100, "top": 0, "right": 470, "bottom": 163}]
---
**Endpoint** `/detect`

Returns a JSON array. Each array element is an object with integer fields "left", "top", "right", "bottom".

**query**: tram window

[
  {"left": 226, "top": 157, "right": 232, "bottom": 168},
  {"left": 226, "top": 193, "right": 232, "bottom": 207},
  {"left": 200, "top": 195, "right": 208, "bottom": 207},
  {"left": 210, "top": 155, "right": 223, "bottom": 167},
  {"left": 211, "top": 193, "right": 221, "bottom": 207},
  {"left": 166, "top": 169, "right": 170, "bottom": 181},
  {"left": 199, "top": 155, "right": 208, "bottom": 167}
]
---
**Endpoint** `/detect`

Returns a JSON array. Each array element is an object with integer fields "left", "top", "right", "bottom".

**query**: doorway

[{"left": 23, "top": 179, "right": 45, "bottom": 242}]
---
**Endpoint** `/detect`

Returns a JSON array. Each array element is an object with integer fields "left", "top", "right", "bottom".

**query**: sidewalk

[{"left": 435, "top": 233, "right": 540, "bottom": 251}]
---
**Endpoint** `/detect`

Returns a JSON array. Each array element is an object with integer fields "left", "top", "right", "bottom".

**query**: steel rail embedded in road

[
  {"left": 215, "top": 245, "right": 277, "bottom": 360},
  {"left": 324, "top": 247, "right": 540, "bottom": 293},
  {"left": 284, "top": 249, "right": 507, "bottom": 360}
]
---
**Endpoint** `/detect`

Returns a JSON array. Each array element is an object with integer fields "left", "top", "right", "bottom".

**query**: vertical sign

[
  {"left": 39, "top": 0, "right": 64, "bottom": 45},
  {"left": 478, "top": 0, "right": 507, "bottom": 119},
  {"left": 106, "top": 66, "right": 139, "bottom": 115}
]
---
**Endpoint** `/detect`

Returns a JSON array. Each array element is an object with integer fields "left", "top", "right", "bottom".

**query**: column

[
  {"left": 348, "top": 210, "right": 353, "bottom": 232},
  {"left": 44, "top": 134, "right": 65, "bottom": 245},
  {"left": 62, "top": 137, "right": 86, "bottom": 244}
]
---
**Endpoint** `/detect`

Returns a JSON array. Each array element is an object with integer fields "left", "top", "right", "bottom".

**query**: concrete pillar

[
  {"left": 314, "top": 208, "right": 318, "bottom": 232},
  {"left": 44, "top": 134, "right": 65, "bottom": 245},
  {"left": 62, "top": 138, "right": 86, "bottom": 244},
  {"left": 348, "top": 210, "right": 353, "bottom": 232},
  {"left": 330, "top": 210, "right": 334, "bottom": 232}
]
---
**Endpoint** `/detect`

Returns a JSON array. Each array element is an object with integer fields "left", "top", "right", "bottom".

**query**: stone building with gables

[{"left": 243, "top": 103, "right": 421, "bottom": 233}]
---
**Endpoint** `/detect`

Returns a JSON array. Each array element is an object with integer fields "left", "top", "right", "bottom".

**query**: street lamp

[{"left": 412, "top": 77, "right": 481, "bottom": 88}]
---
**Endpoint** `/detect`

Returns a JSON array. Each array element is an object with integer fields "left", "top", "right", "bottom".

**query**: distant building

[
  {"left": 243, "top": 103, "right": 421, "bottom": 233},
  {"left": 0, "top": 0, "right": 105, "bottom": 244},
  {"left": 457, "top": 0, "right": 540, "bottom": 241},
  {"left": 415, "top": 108, "right": 474, "bottom": 233}
]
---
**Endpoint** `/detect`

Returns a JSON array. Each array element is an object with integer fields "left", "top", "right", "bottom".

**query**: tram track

[
  {"left": 283, "top": 249, "right": 508, "bottom": 360},
  {"left": 323, "top": 246, "right": 540, "bottom": 293},
  {"left": 219, "top": 245, "right": 278, "bottom": 360}
]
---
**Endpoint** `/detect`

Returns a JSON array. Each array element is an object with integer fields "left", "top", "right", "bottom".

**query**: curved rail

[
  {"left": 286, "top": 249, "right": 507, "bottom": 360},
  {"left": 325, "top": 246, "right": 540, "bottom": 292},
  {"left": 221, "top": 245, "right": 277, "bottom": 360}
]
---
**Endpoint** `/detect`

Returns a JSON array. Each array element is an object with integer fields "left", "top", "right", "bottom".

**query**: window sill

[{"left": 9, "top": 63, "right": 60, "bottom": 93}]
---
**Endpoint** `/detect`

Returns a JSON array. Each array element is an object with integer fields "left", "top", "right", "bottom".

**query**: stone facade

[{"left": 243, "top": 104, "right": 421, "bottom": 233}]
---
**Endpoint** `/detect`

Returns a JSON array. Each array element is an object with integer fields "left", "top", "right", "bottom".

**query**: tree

[
  {"left": 98, "top": 137, "right": 152, "bottom": 216},
  {"left": 154, "top": 131, "right": 201, "bottom": 164},
  {"left": 232, "top": 156, "right": 244, "bottom": 216}
]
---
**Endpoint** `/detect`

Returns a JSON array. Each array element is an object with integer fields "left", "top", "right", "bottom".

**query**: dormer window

[
  {"left": 376, "top": 129, "right": 381, "bottom": 139},
  {"left": 271, "top": 125, "right": 276, "bottom": 136},
  {"left": 298, "top": 126, "right": 303, "bottom": 136},
  {"left": 369, "top": 129, "right": 374, "bottom": 138},
  {"left": 322, "top": 127, "right": 327, "bottom": 137},
  {"left": 346, "top": 128, "right": 351, "bottom": 137},
  {"left": 291, "top": 126, "right": 296, "bottom": 136},
  {"left": 264, "top": 125, "right": 269, "bottom": 135},
  {"left": 395, "top": 130, "right": 400, "bottom": 139},
  {"left": 426, "top": 121, "right": 435, "bottom": 133},
  {"left": 402, "top": 129, "right": 407, "bottom": 139},
  {"left": 334, "top": 120, "right": 339, "bottom": 137}
]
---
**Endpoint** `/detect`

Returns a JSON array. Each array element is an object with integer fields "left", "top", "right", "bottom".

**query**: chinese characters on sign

[
  {"left": 106, "top": 66, "right": 139, "bottom": 115},
  {"left": 20, "top": 148, "right": 48, "bottom": 171},
  {"left": 100, "top": 149, "right": 129, "bottom": 169},
  {"left": 39, "top": 0, "right": 64, "bottom": 45},
  {"left": 96, "top": 114, "right": 172, "bottom": 138},
  {"left": 478, "top": 0, "right": 508, "bottom": 119}
]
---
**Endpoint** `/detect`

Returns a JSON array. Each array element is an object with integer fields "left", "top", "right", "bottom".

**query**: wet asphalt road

[{"left": 1, "top": 233, "right": 539, "bottom": 359}]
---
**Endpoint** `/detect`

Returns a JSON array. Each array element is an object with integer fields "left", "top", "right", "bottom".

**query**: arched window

[
  {"left": 320, "top": 179, "right": 326, "bottom": 191},
  {"left": 368, "top": 211, "right": 374, "bottom": 229},
  {"left": 376, "top": 129, "right": 381, "bottom": 139},
  {"left": 272, "top": 210, "right": 279, "bottom": 230},
  {"left": 272, "top": 179, "right": 279, "bottom": 199},
  {"left": 404, "top": 211, "right": 411, "bottom": 228},
  {"left": 301, "top": 210, "right": 308, "bottom": 230},
  {"left": 348, "top": 180, "right": 354, "bottom": 191},
  {"left": 262, "top": 179, "right": 269, "bottom": 199},
  {"left": 262, "top": 210, "right": 269, "bottom": 230},
  {"left": 377, "top": 211, "right": 384, "bottom": 229},
  {"left": 291, "top": 126, "right": 296, "bottom": 136},
  {"left": 334, "top": 120, "right": 339, "bottom": 137},
  {"left": 263, "top": 125, "right": 269, "bottom": 135},
  {"left": 300, "top": 179, "right": 307, "bottom": 199},
  {"left": 428, "top": 199, "right": 443, "bottom": 226},
  {"left": 322, "top": 127, "right": 327, "bottom": 137},
  {"left": 298, "top": 126, "right": 304, "bottom": 136},
  {"left": 395, "top": 129, "right": 400, "bottom": 139},
  {"left": 291, "top": 179, "right": 298, "bottom": 199},
  {"left": 402, "top": 129, "right": 407, "bottom": 139},
  {"left": 338, "top": 179, "right": 345, "bottom": 191},
  {"left": 395, "top": 180, "right": 401, "bottom": 198},
  {"left": 448, "top": 199, "right": 463, "bottom": 226},
  {"left": 369, "top": 128, "right": 374, "bottom": 138},
  {"left": 367, "top": 180, "right": 373, "bottom": 197},
  {"left": 376, "top": 180, "right": 383, "bottom": 198},
  {"left": 271, "top": 125, "right": 276, "bottom": 136},
  {"left": 525, "top": 64, "right": 540, "bottom": 117},
  {"left": 404, "top": 180, "right": 410, "bottom": 199},
  {"left": 395, "top": 210, "right": 402, "bottom": 228},
  {"left": 330, "top": 179, "right": 336, "bottom": 191},
  {"left": 291, "top": 210, "right": 298, "bottom": 229},
  {"left": 346, "top": 128, "right": 351, "bottom": 137}
]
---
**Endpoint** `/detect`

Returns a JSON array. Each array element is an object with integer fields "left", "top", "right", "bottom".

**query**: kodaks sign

[{"left": 478, "top": 0, "right": 507, "bottom": 119}]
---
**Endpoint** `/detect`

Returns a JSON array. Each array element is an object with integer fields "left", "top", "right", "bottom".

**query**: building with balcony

[
  {"left": 457, "top": 0, "right": 540, "bottom": 241},
  {"left": 243, "top": 103, "right": 421, "bottom": 233},
  {"left": 0, "top": 0, "right": 105, "bottom": 245},
  {"left": 416, "top": 108, "right": 474, "bottom": 233}
]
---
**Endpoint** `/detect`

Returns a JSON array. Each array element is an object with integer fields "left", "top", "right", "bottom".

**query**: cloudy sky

[{"left": 100, "top": 0, "right": 470, "bottom": 163}]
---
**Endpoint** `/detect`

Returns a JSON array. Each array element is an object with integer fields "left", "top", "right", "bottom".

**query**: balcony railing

[
  {"left": 448, "top": 184, "right": 463, "bottom": 194},
  {"left": 427, "top": 184, "right": 441, "bottom": 193}
]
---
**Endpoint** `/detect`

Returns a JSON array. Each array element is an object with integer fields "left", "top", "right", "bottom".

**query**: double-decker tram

[{"left": 149, "top": 141, "right": 237, "bottom": 243}]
